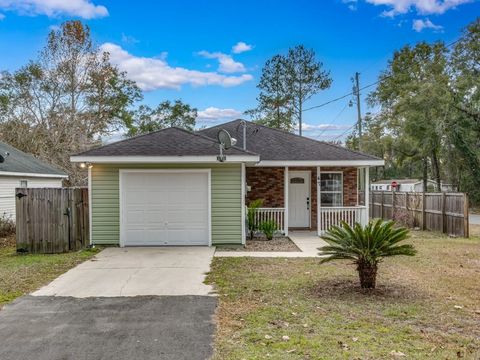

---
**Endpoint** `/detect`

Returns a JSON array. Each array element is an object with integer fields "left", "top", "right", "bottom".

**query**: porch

[{"left": 246, "top": 166, "right": 370, "bottom": 236}]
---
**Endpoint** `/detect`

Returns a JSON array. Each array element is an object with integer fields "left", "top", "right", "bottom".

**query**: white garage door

[{"left": 121, "top": 171, "right": 210, "bottom": 246}]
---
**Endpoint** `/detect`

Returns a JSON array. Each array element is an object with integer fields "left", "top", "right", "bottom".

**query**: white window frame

[
  {"left": 319, "top": 171, "right": 343, "bottom": 207},
  {"left": 19, "top": 179, "right": 28, "bottom": 188}
]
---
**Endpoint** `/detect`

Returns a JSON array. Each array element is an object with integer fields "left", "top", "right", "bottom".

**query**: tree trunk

[
  {"left": 423, "top": 157, "right": 428, "bottom": 193},
  {"left": 357, "top": 260, "right": 378, "bottom": 289},
  {"left": 431, "top": 150, "right": 441, "bottom": 191}
]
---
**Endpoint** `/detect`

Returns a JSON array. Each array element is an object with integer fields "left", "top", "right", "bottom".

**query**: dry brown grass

[{"left": 208, "top": 230, "right": 480, "bottom": 359}]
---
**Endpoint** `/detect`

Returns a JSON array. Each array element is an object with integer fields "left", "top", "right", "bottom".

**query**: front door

[{"left": 288, "top": 171, "right": 311, "bottom": 228}]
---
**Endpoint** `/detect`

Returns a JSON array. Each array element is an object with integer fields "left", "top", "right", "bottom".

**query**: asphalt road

[{"left": 0, "top": 295, "right": 216, "bottom": 360}]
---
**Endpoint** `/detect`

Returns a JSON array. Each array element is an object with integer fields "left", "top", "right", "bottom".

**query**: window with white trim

[
  {"left": 320, "top": 173, "right": 343, "bottom": 207},
  {"left": 20, "top": 180, "right": 28, "bottom": 188}
]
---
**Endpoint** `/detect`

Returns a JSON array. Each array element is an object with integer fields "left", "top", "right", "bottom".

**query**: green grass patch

[
  {"left": 0, "top": 245, "right": 99, "bottom": 307},
  {"left": 207, "top": 231, "right": 480, "bottom": 359}
]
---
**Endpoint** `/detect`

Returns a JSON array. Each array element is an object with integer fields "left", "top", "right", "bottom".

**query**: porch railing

[
  {"left": 319, "top": 206, "right": 367, "bottom": 234},
  {"left": 253, "top": 208, "right": 286, "bottom": 234}
]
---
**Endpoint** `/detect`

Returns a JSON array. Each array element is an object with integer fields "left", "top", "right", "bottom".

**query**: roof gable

[
  {"left": 74, "top": 127, "right": 257, "bottom": 157},
  {"left": 0, "top": 141, "right": 66, "bottom": 177},
  {"left": 199, "top": 120, "right": 381, "bottom": 162}
]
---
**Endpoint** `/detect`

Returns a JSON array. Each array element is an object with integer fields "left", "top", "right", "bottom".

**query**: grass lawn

[
  {"left": 207, "top": 228, "right": 480, "bottom": 359},
  {"left": 0, "top": 235, "right": 99, "bottom": 307}
]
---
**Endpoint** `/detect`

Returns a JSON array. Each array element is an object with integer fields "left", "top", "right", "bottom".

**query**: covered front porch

[{"left": 246, "top": 165, "right": 371, "bottom": 236}]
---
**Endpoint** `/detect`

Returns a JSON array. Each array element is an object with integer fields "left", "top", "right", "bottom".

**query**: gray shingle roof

[
  {"left": 74, "top": 127, "right": 257, "bottom": 157},
  {"left": 199, "top": 120, "right": 381, "bottom": 161},
  {"left": 0, "top": 141, "right": 67, "bottom": 176}
]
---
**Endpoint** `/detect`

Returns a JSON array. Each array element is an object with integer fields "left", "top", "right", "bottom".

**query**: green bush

[
  {"left": 0, "top": 214, "right": 15, "bottom": 237},
  {"left": 260, "top": 220, "right": 277, "bottom": 240},
  {"left": 247, "top": 199, "right": 263, "bottom": 240},
  {"left": 319, "top": 219, "right": 416, "bottom": 289}
]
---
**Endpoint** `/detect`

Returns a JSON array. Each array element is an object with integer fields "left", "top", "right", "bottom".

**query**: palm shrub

[
  {"left": 247, "top": 199, "right": 264, "bottom": 240},
  {"left": 319, "top": 219, "right": 416, "bottom": 289},
  {"left": 260, "top": 220, "right": 277, "bottom": 240}
]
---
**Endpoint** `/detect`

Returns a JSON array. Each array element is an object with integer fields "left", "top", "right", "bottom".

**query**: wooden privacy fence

[
  {"left": 16, "top": 188, "right": 89, "bottom": 253},
  {"left": 370, "top": 191, "right": 469, "bottom": 237}
]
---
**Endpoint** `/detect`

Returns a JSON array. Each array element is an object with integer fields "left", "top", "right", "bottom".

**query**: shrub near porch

[{"left": 207, "top": 230, "right": 480, "bottom": 359}]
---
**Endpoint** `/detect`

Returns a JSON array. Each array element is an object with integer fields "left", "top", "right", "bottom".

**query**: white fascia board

[
  {"left": 0, "top": 171, "right": 68, "bottom": 178},
  {"left": 70, "top": 155, "right": 260, "bottom": 164},
  {"left": 255, "top": 160, "right": 385, "bottom": 167}
]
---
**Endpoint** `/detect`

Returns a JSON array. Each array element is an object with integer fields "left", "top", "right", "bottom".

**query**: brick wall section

[
  {"left": 246, "top": 167, "right": 284, "bottom": 207},
  {"left": 246, "top": 166, "right": 358, "bottom": 230}
]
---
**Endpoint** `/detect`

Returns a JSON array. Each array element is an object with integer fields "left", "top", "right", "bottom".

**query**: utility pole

[{"left": 354, "top": 72, "right": 362, "bottom": 150}]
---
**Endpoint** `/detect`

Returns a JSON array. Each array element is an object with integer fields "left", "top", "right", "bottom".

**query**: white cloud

[
  {"left": 121, "top": 33, "right": 139, "bottom": 45},
  {"left": 296, "top": 123, "right": 352, "bottom": 131},
  {"left": 232, "top": 41, "right": 253, "bottom": 54},
  {"left": 0, "top": 0, "right": 108, "bottom": 19},
  {"left": 412, "top": 18, "right": 443, "bottom": 31},
  {"left": 0, "top": 13, "right": 4, "bottom": 20},
  {"left": 365, "top": 0, "right": 472, "bottom": 16},
  {"left": 198, "top": 50, "right": 246, "bottom": 73},
  {"left": 342, "top": 0, "right": 358, "bottom": 11},
  {"left": 197, "top": 107, "right": 242, "bottom": 122},
  {"left": 101, "top": 43, "right": 253, "bottom": 91}
]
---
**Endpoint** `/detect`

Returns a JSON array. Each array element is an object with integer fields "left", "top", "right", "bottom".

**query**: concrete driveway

[
  {"left": 33, "top": 246, "right": 216, "bottom": 297},
  {"left": 469, "top": 214, "right": 480, "bottom": 225},
  {"left": 0, "top": 247, "right": 217, "bottom": 360}
]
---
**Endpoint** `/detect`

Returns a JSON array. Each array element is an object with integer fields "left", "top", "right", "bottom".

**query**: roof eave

[
  {"left": 254, "top": 160, "right": 385, "bottom": 167},
  {"left": 70, "top": 155, "right": 260, "bottom": 164},
  {"left": 0, "top": 171, "right": 68, "bottom": 178}
]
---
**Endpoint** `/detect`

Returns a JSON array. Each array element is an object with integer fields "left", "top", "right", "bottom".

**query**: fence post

[
  {"left": 464, "top": 193, "right": 469, "bottom": 238},
  {"left": 441, "top": 192, "right": 447, "bottom": 235},
  {"left": 392, "top": 190, "right": 396, "bottom": 220},
  {"left": 422, "top": 191, "right": 426, "bottom": 230},
  {"left": 380, "top": 191, "right": 384, "bottom": 219}
]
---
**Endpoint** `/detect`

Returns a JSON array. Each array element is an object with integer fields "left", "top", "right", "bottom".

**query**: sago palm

[{"left": 319, "top": 219, "right": 416, "bottom": 289}]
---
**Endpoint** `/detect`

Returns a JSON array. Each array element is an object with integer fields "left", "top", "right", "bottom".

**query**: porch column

[
  {"left": 284, "top": 166, "right": 289, "bottom": 236},
  {"left": 241, "top": 163, "right": 246, "bottom": 245},
  {"left": 365, "top": 167, "right": 370, "bottom": 225},
  {"left": 317, "top": 166, "right": 321, "bottom": 236}
]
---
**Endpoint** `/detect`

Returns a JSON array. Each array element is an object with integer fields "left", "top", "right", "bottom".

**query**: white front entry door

[
  {"left": 288, "top": 171, "right": 311, "bottom": 228},
  {"left": 121, "top": 170, "right": 210, "bottom": 246}
]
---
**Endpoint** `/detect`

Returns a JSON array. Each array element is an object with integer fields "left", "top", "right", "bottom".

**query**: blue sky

[{"left": 0, "top": 0, "right": 478, "bottom": 141}]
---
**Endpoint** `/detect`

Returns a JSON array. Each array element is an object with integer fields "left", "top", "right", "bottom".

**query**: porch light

[{"left": 80, "top": 162, "right": 93, "bottom": 169}]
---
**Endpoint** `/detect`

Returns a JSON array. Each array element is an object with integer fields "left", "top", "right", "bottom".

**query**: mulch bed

[{"left": 222, "top": 237, "right": 300, "bottom": 252}]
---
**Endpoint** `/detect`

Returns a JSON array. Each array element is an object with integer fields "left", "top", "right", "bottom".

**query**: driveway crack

[{"left": 119, "top": 268, "right": 140, "bottom": 296}]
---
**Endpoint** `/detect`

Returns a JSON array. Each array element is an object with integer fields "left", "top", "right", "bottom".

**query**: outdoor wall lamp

[{"left": 79, "top": 162, "right": 93, "bottom": 169}]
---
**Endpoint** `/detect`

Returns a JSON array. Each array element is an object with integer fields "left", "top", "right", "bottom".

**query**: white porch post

[
  {"left": 317, "top": 166, "right": 321, "bottom": 236},
  {"left": 241, "top": 163, "right": 246, "bottom": 245},
  {"left": 365, "top": 167, "right": 370, "bottom": 225},
  {"left": 284, "top": 166, "right": 289, "bottom": 236}
]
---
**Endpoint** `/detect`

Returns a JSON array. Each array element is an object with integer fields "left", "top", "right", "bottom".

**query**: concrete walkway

[
  {"left": 33, "top": 247, "right": 216, "bottom": 297},
  {"left": 214, "top": 231, "right": 327, "bottom": 258}
]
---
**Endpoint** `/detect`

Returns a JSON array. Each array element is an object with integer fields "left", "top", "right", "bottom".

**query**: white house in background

[
  {"left": 0, "top": 141, "right": 67, "bottom": 221},
  {"left": 370, "top": 179, "right": 455, "bottom": 192}
]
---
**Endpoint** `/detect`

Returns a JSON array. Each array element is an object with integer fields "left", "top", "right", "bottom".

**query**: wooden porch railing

[
  {"left": 319, "top": 206, "right": 367, "bottom": 234},
  {"left": 253, "top": 208, "right": 286, "bottom": 234}
]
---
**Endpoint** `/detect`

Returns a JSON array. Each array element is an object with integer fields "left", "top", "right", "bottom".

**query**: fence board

[
  {"left": 15, "top": 188, "right": 89, "bottom": 253},
  {"left": 370, "top": 191, "right": 469, "bottom": 237}
]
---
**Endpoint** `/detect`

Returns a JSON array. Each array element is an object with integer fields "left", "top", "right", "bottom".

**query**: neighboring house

[
  {"left": 0, "top": 141, "right": 68, "bottom": 220},
  {"left": 71, "top": 120, "right": 384, "bottom": 247},
  {"left": 371, "top": 179, "right": 455, "bottom": 192}
]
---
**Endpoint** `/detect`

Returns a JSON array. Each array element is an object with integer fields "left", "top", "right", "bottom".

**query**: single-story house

[
  {"left": 71, "top": 120, "right": 384, "bottom": 247},
  {"left": 0, "top": 141, "right": 68, "bottom": 221},
  {"left": 370, "top": 179, "right": 455, "bottom": 192}
]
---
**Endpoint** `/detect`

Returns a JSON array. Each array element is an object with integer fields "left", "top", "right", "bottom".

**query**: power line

[{"left": 302, "top": 38, "right": 462, "bottom": 113}]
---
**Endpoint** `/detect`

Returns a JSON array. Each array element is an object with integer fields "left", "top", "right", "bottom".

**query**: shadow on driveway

[{"left": 0, "top": 295, "right": 216, "bottom": 360}]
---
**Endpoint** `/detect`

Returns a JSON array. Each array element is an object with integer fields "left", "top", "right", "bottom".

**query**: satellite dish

[
  {"left": 217, "top": 129, "right": 237, "bottom": 162},
  {"left": 218, "top": 129, "right": 237, "bottom": 149}
]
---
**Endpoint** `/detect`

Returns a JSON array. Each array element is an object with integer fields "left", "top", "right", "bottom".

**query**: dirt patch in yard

[
  {"left": 0, "top": 235, "right": 15, "bottom": 248},
  {"left": 222, "top": 237, "right": 300, "bottom": 252}
]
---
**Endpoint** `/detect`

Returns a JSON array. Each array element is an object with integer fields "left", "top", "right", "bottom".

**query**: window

[
  {"left": 290, "top": 177, "right": 305, "bottom": 184},
  {"left": 20, "top": 180, "right": 28, "bottom": 188},
  {"left": 320, "top": 173, "right": 343, "bottom": 207}
]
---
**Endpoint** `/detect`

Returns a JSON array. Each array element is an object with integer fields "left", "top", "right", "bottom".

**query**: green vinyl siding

[{"left": 91, "top": 163, "right": 242, "bottom": 245}]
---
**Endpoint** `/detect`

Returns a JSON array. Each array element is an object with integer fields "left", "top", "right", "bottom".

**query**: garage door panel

[{"left": 122, "top": 171, "right": 209, "bottom": 246}]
